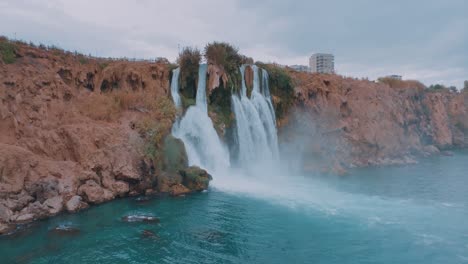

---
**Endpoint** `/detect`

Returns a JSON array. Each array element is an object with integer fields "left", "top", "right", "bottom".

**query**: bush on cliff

[
  {"left": 204, "top": 42, "right": 253, "bottom": 80},
  {"left": 0, "top": 37, "right": 17, "bottom": 64},
  {"left": 177, "top": 47, "right": 201, "bottom": 99},
  {"left": 204, "top": 42, "right": 242, "bottom": 74},
  {"left": 378, "top": 77, "right": 426, "bottom": 90}
]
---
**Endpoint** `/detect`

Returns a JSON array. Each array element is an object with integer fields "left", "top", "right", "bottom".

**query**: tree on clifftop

[
  {"left": 204, "top": 42, "right": 252, "bottom": 74},
  {"left": 177, "top": 47, "right": 201, "bottom": 100}
]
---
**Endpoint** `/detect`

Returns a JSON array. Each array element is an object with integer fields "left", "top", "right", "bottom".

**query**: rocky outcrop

[
  {"left": 282, "top": 72, "right": 467, "bottom": 172},
  {"left": 207, "top": 64, "right": 228, "bottom": 93},
  {"left": 180, "top": 166, "right": 213, "bottom": 192},
  {"left": 0, "top": 39, "right": 212, "bottom": 234}
]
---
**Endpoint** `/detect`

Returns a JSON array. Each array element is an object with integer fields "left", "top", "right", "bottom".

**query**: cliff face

[
  {"left": 0, "top": 40, "right": 210, "bottom": 233},
  {"left": 281, "top": 72, "right": 467, "bottom": 173}
]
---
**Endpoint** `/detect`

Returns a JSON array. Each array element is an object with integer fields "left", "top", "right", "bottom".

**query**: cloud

[{"left": 0, "top": 0, "right": 466, "bottom": 87}]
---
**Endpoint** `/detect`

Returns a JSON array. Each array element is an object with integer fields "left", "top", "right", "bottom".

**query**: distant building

[
  {"left": 289, "top": 65, "right": 310, "bottom": 72},
  {"left": 385, "top": 75, "right": 402, "bottom": 80},
  {"left": 309, "top": 53, "right": 334, "bottom": 74}
]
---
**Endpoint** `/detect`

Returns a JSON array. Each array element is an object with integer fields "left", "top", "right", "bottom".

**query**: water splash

[{"left": 170, "top": 67, "right": 181, "bottom": 109}]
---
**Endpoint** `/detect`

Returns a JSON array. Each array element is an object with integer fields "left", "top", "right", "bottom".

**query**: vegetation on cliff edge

[
  {"left": 177, "top": 47, "right": 201, "bottom": 100},
  {"left": 0, "top": 37, "right": 17, "bottom": 64}
]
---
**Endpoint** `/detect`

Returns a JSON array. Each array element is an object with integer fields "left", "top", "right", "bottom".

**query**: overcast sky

[{"left": 1, "top": 0, "right": 467, "bottom": 87}]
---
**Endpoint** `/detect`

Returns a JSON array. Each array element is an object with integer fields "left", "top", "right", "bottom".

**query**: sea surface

[{"left": 1, "top": 150, "right": 468, "bottom": 264}]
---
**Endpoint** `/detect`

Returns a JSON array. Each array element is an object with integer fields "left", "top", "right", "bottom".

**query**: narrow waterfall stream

[
  {"left": 232, "top": 65, "right": 279, "bottom": 170},
  {"left": 170, "top": 67, "right": 181, "bottom": 108}
]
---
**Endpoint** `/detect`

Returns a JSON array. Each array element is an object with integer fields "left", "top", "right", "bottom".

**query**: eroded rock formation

[{"left": 281, "top": 72, "right": 467, "bottom": 173}]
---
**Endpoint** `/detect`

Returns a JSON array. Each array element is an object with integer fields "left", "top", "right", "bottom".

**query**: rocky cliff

[
  {"left": 0, "top": 38, "right": 211, "bottom": 234},
  {"left": 281, "top": 72, "right": 468, "bottom": 174}
]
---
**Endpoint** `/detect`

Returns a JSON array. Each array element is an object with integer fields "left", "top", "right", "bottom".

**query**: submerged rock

[
  {"left": 141, "top": 229, "right": 158, "bottom": 239},
  {"left": 49, "top": 225, "right": 81, "bottom": 236},
  {"left": 121, "top": 215, "right": 160, "bottom": 223},
  {"left": 441, "top": 151, "right": 454, "bottom": 156},
  {"left": 0, "top": 222, "right": 15, "bottom": 235},
  {"left": 134, "top": 196, "right": 152, "bottom": 204}
]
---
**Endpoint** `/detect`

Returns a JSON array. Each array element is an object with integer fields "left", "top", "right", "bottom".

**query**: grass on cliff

[
  {"left": 79, "top": 90, "right": 176, "bottom": 126},
  {"left": 378, "top": 77, "right": 426, "bottom": 90},
  {"left": 79, "top": 90, "right": 176, "bottom": 160},
  {"left": 0, "top": 38, "right": 17, "bottom": 64}
]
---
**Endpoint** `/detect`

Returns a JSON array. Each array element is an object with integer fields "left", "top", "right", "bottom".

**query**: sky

[{"left": 1, "top": 0, "right": 467, "bottom": 88}]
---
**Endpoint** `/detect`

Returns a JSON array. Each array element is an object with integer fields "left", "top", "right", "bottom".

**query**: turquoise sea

[{"left": 1, "top": 150, "right": 468, "bottom": 264}]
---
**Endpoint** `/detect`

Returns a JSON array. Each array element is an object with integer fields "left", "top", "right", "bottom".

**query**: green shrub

[
  {"left": 0, "top": 40, "right": 17, "bottom": 64},
  {"left": 427, "top": 84, "right": 447, "bottom": 91},
  {"left": 99, "top": 62, "right": 109, "bottom": 70},
  {"left": 177, "top": 47, "right": 201, "bottom": 100},
  {"left": 78, "top": 56, "right": 89, "bottom": 65}
]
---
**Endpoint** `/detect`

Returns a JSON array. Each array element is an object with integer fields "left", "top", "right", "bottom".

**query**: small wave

[{"left": 415, "top": 233, "right": 445, "bottom": 246}]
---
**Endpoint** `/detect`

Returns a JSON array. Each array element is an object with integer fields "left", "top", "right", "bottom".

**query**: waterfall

[
  {"left": 170, "top": 68, "right": 181, "bottom": 109},
  {"left": 172, "top": 64, "right": 230, "bottom": 174},
  {"left": 195, "top": 64, "right": 208, "bottom": 113},
  {"left": 232, "top": 65, "right": 279, "bottom": 170},
  {"left": 262, "top": 69, "right": 276, "bottom": 125},
  {"left": 172, "top": 63, "right": 279, "bottom": 177}
]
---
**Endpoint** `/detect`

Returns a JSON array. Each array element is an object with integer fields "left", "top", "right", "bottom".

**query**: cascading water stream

[
  {"left": 232, "top": 65, "right": 279, "bottom": 170},
  {"left": 195, "top": 64, "right": 208, "bottom": 113},
  {"left": 170, "top": 67, "right": 181, "bottom": 109},
  {"left": 171, "top": 63, "right": 279, "bottom": 177},
  {"left": 172, "top": 64, "right": 230, "bottom": 175}
]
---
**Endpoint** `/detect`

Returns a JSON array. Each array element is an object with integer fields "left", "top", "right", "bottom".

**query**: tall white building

[{"left": 309, "top": 53, "right": 334, "bottom": 74}]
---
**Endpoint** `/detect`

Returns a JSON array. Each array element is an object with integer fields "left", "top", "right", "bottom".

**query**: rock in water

[
  {"left": 170, "top": 184, "right": 191, "bottom": 196},
  {"left": 179, "top": 166, "right": 213, "bottom": 192},
  {"left": 121, "top": 215, "right": 160, "bottom": 223},
  {"left": 141, "top": 229, "right": 158, "bottom": 239},
  {"left": 134, "top": 196, "right": 152, "bottom": 204},
  {"left": 0, "top": 223, "right": 15, "bottom": 235},
  {"left": 49, "top": 225, "right": 81, "bottom": 236}
]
